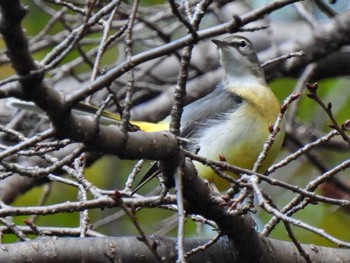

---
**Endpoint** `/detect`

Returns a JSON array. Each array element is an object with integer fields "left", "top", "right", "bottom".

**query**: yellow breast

[{"left": 196, "top": 84, "right": 284, "bottom": 191}]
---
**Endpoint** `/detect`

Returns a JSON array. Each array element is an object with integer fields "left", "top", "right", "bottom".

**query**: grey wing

[{"left": 180, "top": 83, "right": 243, "bottom": 138}]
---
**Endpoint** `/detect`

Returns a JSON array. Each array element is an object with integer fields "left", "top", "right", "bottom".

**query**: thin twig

[
  {"left": 253, "top": 92, "right": 300, "bottom": 173},
  {"left": 73, "top": 154, "right": 89, "bottom": 237},
  {"left": 0, "top": 128, "right": 55, "bottom": 160},
  {"left": 306, "top": 82, "right": 350, "bottom": 145},
  {"left": 124, "top": 159, "right": 146, "bottom": 192},
  {"left": 185, "top": 231, "right": 221, "bottom": 258},
  {"left": 175, "top": 165, "right": 186, "bottom": 263},
  {"left": 0, "top": 218, "right": 30, "bottom": 242},
  {"left": 267, "top": 129, "right": 339, "bottom": 174},
  {"left": 168, "top": 0, "right": 198, "bottom": 41},
  {"left": 119, "top": 200, "right": 163, "bottom": 262},
  {"left": 121, "top": 0, "right": 140, "bottom": 133},
  {"left": 90, "top": 3, "right": 120, "bottom": 82},
  {"left": 262, "top": 157, "right": 350, "bottom": 236},
  {"left": 285, "top": 221, "right": 312, "bottom": 262},
  {"left": 250, "top": 176, "right": 350, "bottom": 248},
  {"left": 261, "top": 51, "right": 304, "bottom": 68}
]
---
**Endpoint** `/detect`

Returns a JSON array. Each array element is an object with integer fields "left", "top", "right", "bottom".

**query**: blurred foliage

[{"left": 140, "top": 0, "right": 165, "bottom": 6}]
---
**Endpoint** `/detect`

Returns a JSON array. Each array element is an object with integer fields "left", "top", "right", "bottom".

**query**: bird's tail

[{"left": 131, "top": 162, "right": 161, "bottom": 195}]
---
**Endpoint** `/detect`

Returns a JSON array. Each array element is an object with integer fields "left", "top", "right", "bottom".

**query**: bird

[
  {"left": 8, "top": 35, "right": 284, "bottom": 192},
  {"left": 133, "top": 35, "right": 284, "bottom": 192}
]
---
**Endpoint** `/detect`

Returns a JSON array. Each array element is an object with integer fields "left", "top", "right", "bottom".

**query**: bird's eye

[{"left": 239, "top": 40, "right": 247, "bottom": 48}]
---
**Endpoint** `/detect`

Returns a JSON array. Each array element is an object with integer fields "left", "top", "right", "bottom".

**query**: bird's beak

[{"left": 211, "top": 39, "right": 226, "bottom": 48}]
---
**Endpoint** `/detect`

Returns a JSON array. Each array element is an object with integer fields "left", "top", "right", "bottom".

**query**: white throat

[{"left": 224, "top": 72, "right": 266, "bottom": 88}]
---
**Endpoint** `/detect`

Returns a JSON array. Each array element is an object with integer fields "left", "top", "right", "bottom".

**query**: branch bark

[{"left": 0, "top": 235, "right": 349, "bottom": 263}]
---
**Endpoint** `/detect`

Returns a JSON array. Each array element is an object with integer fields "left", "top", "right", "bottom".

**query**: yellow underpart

[
  {"left": 131, "top": 120, "right": 168, "bottom": 132},
  {"left": 196, "top": 84, "right": 284, "bottom": 191}
]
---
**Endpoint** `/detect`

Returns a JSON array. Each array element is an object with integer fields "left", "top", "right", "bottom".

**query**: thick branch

[
  {"left": 0, "top": 1, "right": 37, "bottom": 75},
  {"left": 0, "top": 236, "right": 349, "bottom": 263}
]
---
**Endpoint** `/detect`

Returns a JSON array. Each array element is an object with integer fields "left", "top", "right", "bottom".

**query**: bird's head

[{"left": 212, "top": 35, "right": 266, "bottom": 86}]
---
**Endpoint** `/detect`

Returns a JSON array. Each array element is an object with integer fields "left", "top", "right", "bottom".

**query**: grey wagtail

[
  {"left": 133, "top": 35, "right": 284, "bottom": 192},
  {"left": 8, "top": 35, "right": 284, "bottom": 192}
]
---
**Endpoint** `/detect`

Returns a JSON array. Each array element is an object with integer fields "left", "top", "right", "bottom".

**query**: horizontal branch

[{"left": 0, "top": 235, "right": 349, "bottom": 263}]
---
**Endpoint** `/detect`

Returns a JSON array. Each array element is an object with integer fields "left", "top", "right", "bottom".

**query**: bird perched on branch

[
  {"left": 133, "top": 35, "right": 284, "bottom": 192},
  {"left": 9, "top": 35, "right": 284, "bottom": 192}
]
